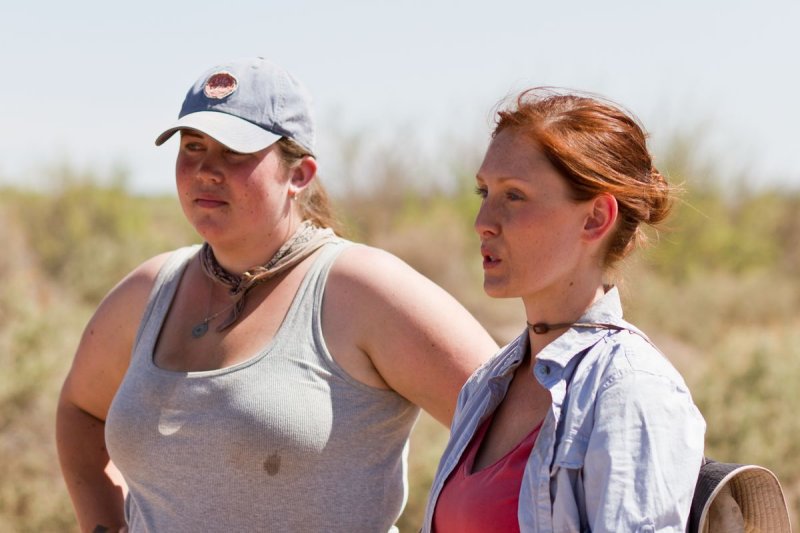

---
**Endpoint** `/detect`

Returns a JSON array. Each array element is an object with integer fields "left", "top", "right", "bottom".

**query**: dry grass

[{"left": 2, "top": 150, "right": 799, "bottom": 531}]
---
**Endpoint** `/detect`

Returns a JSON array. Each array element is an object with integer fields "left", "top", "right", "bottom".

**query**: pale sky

[{"left": 1, "top": 0, "right": 798, "bottom": 194}]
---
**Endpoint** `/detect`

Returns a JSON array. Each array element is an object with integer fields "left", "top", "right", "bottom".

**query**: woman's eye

[
  {"left": 183, "top": 142, "right": 203, "bottom": 152},
  {"left": 225, "top": 149, "right": 251, "bottom": 161},
  {"left": 474, "top": 186, "right": 488, "bottom": 199},
  {"left": 506, "top": 190, "right": 524, "bottom": 201}
]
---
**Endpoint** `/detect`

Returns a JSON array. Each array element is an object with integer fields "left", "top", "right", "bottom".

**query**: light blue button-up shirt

[{"left": 422, "top": 288, "right": 705, "bottom": 533}]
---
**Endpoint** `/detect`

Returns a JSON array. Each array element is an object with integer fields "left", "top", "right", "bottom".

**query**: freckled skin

[
  {"left": 175, "top": 131, "right": 294, "bottom": 256},
  {"left": 474, "top": 129, "right": 591, "bottom": 305}
]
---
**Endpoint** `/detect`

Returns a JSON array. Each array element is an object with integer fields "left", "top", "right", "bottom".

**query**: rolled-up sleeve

[{"left": 581, "top": 361, "right": 705, "bottom": 532}]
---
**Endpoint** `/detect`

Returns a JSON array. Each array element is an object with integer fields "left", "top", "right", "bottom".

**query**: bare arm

[
  {"left": 323, "top": 246, "right": 498, "bottom": 426},
  {"left": 56, "top": 254, "right": 169, "bottom": 532}
]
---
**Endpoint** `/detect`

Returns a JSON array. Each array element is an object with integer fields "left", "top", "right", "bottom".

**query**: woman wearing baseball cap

[{"left": 55, "top": 57, "right": 498, "bottom": 532}]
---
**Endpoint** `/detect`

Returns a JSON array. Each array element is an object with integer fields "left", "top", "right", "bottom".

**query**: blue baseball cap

[{"left": 155, "top": 57, "right": 315, "bottom": 154}]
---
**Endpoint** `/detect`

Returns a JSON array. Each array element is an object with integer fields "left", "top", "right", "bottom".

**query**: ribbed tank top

[{"left": 106, "top": 241, "right": 420, "bottom": 532}]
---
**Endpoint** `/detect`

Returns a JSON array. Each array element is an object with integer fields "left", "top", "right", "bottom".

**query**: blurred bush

[
  {"left": 9, "top": 169, "right": 196, "bottom": 304},
  {"left": 1, "top": 131, "right": 798, "bottom": 531}
]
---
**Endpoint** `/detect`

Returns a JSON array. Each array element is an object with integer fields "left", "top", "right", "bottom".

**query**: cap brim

[{"left": 154, "top": 111, "right": 281, "bottom": 154}]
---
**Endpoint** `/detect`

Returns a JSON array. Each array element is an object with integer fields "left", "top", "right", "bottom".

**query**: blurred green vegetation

[{"left": 1, "top": 136, "right": 798, "bottom": 531}]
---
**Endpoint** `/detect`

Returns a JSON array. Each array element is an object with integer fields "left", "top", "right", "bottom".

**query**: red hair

[{"left": 494, "top": 88, "right": 673, "bottom": 265}]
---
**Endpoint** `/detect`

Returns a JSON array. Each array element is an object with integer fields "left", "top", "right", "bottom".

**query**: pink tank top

[{"left": 433, "top": 414, "right": 542, "bottom": 533}]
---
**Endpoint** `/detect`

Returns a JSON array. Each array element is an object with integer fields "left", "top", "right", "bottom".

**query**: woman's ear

[
  {"left": 288, "top": 156, "right": 317, "bottom": 197},
  {"left": 582, "top": 193, "right": 618, "bottom": 243}
]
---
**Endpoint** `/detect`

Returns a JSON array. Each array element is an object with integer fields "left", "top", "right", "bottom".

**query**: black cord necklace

[{"left": 527, "top": 321, "right": 625, "bottom": 334}]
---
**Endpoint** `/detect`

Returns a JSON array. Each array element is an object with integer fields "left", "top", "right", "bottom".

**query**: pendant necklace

[{"left": 191, "top": 281, "right": 235, "bottom": 339}]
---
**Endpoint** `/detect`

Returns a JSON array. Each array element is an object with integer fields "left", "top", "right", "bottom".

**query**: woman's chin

[{"left": 483, "top": 281, "right": 515, "bottom": 299}]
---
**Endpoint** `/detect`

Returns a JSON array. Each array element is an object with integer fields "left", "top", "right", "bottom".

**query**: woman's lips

[
  {"left": 481, "top": 246, "right": 501, "bottom": 268},
  {"left": 483, "top": 256, "right": 501, "bottom": 269},
  {"left": 195, "top": 197, "right": 227, "bottom": 208}
]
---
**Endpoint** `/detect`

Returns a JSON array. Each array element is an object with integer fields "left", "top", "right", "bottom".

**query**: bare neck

[
  {"left": 209, "top": 219, "right": 301, "bottom": 276},
  {"left": 522, "top": 271, "right": 606, "bottom": 356}
]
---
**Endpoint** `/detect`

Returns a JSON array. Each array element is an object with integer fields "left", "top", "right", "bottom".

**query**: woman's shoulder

[
  {"left": 93, "top": 247, "right": 194, "bottom": 329},
  {"left": 325, "top": 241, "right": 495, "bottom": 337},
  {"left": 594, "top": 326, "right": 691, "bottom": 391},
  {"left": 113, "top": 248, "right": 191, "bottom": 297},
  {"left": 61, "top": 248, "right": 191, "bottom": 420},
  {"left": 327, "top": 242, "right": 412, "bottom": 281},
  {"left": 325, "top": 243, "right": 453, "bottom": 301},
  {"left": 575, "top": 327, "right": 705, "bottom": 436}
]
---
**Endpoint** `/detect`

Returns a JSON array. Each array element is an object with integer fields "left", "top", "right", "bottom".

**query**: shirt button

[{"left": 536, "top": 364, "right": 551, "bottom": 377}]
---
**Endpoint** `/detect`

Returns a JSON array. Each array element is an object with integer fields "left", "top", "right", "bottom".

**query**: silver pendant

[{"left": 191, "top": 322, "right": 209, "bottom": 338}]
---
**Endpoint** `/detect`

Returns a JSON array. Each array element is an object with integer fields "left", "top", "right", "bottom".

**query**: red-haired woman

[{"left": 423, "top": 89, "right": 705, "bottom": 532}]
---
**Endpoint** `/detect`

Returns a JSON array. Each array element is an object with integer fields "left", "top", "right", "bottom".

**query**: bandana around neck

[{"left": 199, "top": 220, "right": 337, "bottom": 331}]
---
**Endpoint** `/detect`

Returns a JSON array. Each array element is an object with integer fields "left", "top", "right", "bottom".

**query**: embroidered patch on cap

[{"left": 204, "top": 71, "right": 238, "bottom": 99}]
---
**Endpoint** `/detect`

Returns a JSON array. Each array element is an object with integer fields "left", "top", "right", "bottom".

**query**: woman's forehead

[{"left": 478, "top": 130, "right": 554, "bottom": 179}]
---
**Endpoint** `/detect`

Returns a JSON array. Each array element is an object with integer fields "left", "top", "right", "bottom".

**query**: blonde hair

[{"left": 275, "top": 138, "right": 341, "bottom": 234}]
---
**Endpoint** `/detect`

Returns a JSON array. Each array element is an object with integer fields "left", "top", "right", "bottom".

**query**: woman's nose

[
  {"left": 474, "top": 200, "right": 498, "bottom": 237},
  {"left": 196, "top": 154, "right": 224, "bottom": 182}
]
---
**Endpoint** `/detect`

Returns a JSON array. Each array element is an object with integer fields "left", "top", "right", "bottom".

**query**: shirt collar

[
  {"left": 534, "top": 286, "right": 625, "bottom": 370},
  {"left": 491, "top": 333, "right": 530, "bottom": 377}
]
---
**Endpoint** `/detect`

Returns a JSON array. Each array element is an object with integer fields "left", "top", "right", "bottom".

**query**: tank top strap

[
  {"left": 132, "top": 245, "right": 200, "bottom": 366},
  {"left": 273, "top": 239, "right": 353, "bottom": 346}
]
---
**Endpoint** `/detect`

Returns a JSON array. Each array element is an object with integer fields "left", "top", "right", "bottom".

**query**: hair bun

[{"left": 646, "top": 167, "right": 673, "bottom": 225}]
